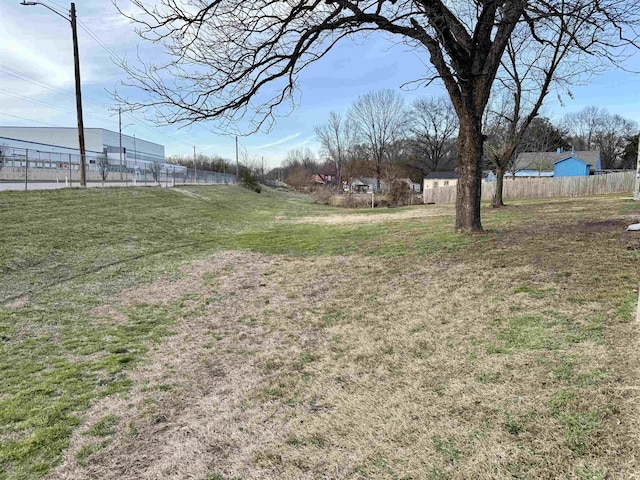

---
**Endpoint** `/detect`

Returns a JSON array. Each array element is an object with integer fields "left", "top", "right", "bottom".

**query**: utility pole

[
  {"left": 261, "top": 155, "right": 264, "bottom": 179},
  {"left": 20, "top": 1, "right": 87, "bottom": 186},
  {"left": 193, "top": 145, "right": 197, "bottom": 184},
  {"left": 24, "top": 149, "right": 29, "bottom": 192},
  {"left": 70, "top": 3, "right": 86, "bottom": 187},
  {"left": 133, "top": 134, "right": 137, "bottom": 186},
  {"left": 635, "top": 132, "right": 640, "bottom": 201},
  {"left": 118, "top": 107, "right": 124, "bottom": 183},
  {"left": 235, "top": 135, "right": 239, "bottom": 182}
]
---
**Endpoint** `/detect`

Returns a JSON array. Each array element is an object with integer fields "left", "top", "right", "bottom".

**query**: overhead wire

[
  {"left": 0, "top": 88, "right": 118, "bottom": 126},
  {"left": 0, "top": 112, "right": 59, "bottom": 127},
  {"left": 3, "top": 5, "right": 200, "bottom": 151}
]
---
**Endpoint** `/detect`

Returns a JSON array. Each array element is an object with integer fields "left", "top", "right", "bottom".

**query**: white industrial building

[{"left": 0, "top": 126, "right": 166, "bottom": 171}]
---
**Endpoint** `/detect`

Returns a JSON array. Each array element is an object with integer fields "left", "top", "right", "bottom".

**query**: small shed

[
  {"left": 423, "top": 171, "right": 458, "bottom": 190},
  {"left": 553, "top": 155, "right": 602, "bottom": 177}
]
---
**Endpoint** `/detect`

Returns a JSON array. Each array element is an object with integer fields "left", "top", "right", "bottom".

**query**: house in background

[
  {"left": 402, "top": 178, "right": 421, "bottom": 193},
  {"left": 423, "top": 171, "right": 458, "bottom": 190},
  {"left": 312, "top": 173, "right": 332, "bottom": 186},
  {"left": 358, "top": 177, "right": 388, "bottom": 193},
  {"left": 513, "top": 149, "right": 600, "bottom": 177},
  {"left": 485, "top": 170, "right": 554, "bottom": 181},
  {"left": 345, "top": 177, "right": 369, "bottom": 193},
  {"left": 553, "top": 154, "right": 602, "bottom": 177}
]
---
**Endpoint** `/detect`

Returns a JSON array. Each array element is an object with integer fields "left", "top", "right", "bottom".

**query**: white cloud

[{"left": 255, "top": 133, "right": 300, "bottom": 149}]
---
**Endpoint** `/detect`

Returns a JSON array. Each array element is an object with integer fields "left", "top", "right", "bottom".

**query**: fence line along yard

[
  {"left": 423, "top": 171, "right": 636, "bottom": 204},
  {"left": 0, "top": 145, "right": 237, "bottom": 187}
]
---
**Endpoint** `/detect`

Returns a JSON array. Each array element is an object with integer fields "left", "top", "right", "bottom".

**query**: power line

[
  {"left": 0, "top": 88, "right": 117, "bottom": 125},
  {"left": 1, "top": 66, "right": 195, "bottom": 149},
  {"left": 0, "top": 64, "right": 112, "bottom": 109},
  {"left": 122, "top": 112, "right": 193, "bottom": 148},
  {"left": 39, "top": 0, "right": 68, "bottom": 11},
  {"left": 0, "top": 112, "right": 59, "bottom": 127},
  {"left": 77, "top": 21, "right": 123, "bottom": 62}
]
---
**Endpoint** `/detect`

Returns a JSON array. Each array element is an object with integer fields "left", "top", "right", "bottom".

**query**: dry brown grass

[
  {"left": 289, "top": 204, "right": 454, "bottom": 225},
  {"left": 46, "top": 197, "right": 640, "bottom": 480}
]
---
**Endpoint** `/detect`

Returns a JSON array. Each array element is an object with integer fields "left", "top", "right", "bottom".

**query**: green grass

[
  {"left": 0, "top": 188, "right": 638, "bottom": 479},
  {"left": 0, "top": 186, "right": 333, "bottom": 479},
  {"left": 493, "top": 315, "right": 559, "bottom": 352},
  {"left": 75, "top": 441, "right": 110, "bottom": 467},
  {"left": 85, "top": 415, "right": 119, "bottom": 438}
]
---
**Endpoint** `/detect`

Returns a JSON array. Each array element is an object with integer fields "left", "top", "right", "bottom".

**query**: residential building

[
  {"left": 513, "top": 149, "right": 600, "bottom": 174},
  {"left": 423, "top": 171, "right": 458, "bottom": 190}
]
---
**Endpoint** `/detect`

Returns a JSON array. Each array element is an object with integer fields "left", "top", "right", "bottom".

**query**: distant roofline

[
  {"left": 0, "top": 135, "right": 104, "bottom": 155},
  {"left": 0, "top": 126, "right": 163, "bottom": 147},
  {"left": 0, "top": 125, "right": 103, "bottom": 132},
  {"left": 553, "top": 155, "right": 592, "bottom": 166},
  {"left": 425, "top": 171, "right": 458, "bottom": 179}
]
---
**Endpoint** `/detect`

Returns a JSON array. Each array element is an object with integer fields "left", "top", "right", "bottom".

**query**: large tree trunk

[
  {"left": 455, "top": 116, "right": 484, "bottom": 232},
  {"left": 492, "top": 164, "right": 505, "bottom": 208}
]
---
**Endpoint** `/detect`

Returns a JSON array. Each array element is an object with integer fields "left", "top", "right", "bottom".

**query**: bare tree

[
  {"left": 483, "top": 6, "right": 603, "bottom": 209},
  {"left": 149, "top": 162, "right": 163, "bottom": 184},
  {"left": 563, "top": 107, "right": 638, "bottom": 168},
  {"left": 348, "top": 90, "right": 406, "bottom": 191},
  {"left": 315, "top": 111, "right": 355, "bottom": 191},
  {"left": 409, "top": 96, "right": 458, "bottom": 175},
  {"left": 0, "top": 145, "right": 6, "bottom": 172},
  {"left": 96, "top": 154, "right": 110, "bottom": 186},
  {"left": 562, "top": 106, "right": 608, "bottom": 151},
  {"left": 118, "top": 0, "right": 640, "bottom": 232},
  {"left": 622, "top": 135, "right": 639, "bottom": 170},
  {"left": 595, "top": 115, "right": 638, "bottom": 169},
  {"left": 283, "top": 147, "right": 318, "bottom": 172},
  {"left": 285, "top": 166, "right": 313, "bottom": 189}
]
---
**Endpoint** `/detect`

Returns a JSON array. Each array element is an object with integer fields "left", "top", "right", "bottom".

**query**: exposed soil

[
  {"left": 288, "top": 205, "right": 454, "bottom": 225},
  {"left": 46, "top": 243, "right": 640, "bottom": 479}
]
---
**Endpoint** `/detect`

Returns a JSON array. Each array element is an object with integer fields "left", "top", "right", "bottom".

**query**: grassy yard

[{"left": 0, "top": 186, "right": 638, "bottom": 479}]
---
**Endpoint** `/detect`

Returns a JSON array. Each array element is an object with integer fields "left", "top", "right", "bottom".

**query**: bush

[
  {"left": 239, "top": 166, "right": 261, "bottom": 193},
  {"left": 312, "top": 187, "right": 335, "bottom": 205},
  {"left": 388, "top": 180, "right": 411, "bottom": 206}
]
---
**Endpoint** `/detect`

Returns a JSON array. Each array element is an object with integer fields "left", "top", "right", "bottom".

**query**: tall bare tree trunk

[
  {"left": 492, "top": 164, "right": 505, "bottom": 208},
  {"left": 455, "top": 116, "right": 484, "bottom": 232}
]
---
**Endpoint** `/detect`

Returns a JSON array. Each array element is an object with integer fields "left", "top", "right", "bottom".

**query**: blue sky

[{"left": 1, "top": 1, "right": 639, "bottom": 169}]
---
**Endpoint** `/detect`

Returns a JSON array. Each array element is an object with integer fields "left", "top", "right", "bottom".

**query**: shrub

[
  {"left": 312, "top": 187, "right": 334, "bottom": 205},
  {"left": 388, "top": 180, "right": 411, "bottom": 206},
  {"left": 239, "top": 166, "right": 261, "bottom": 193}
]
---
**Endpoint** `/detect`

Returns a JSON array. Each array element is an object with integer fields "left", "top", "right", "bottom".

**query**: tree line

[
  {"left": 277, "top": 92, "right": 637, "bottom": 201},
  {"left": 119, "top": 0, "right": 640, "bottom": 231}
]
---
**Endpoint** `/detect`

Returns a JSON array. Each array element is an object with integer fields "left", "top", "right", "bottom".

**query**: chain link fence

[{"left": 0, "top": 145, "right": 237, "bottom": 188}]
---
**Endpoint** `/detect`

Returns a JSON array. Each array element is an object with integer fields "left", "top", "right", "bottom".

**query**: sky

[{"left": 1, "top": 0, "right": 640, "bottom": 170}]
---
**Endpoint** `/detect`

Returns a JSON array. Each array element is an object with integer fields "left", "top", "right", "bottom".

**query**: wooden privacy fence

[{"left": 423, "top": 171, "right": 636, "bottom": 204}]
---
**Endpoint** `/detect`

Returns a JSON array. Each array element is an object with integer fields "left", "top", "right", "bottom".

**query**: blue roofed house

[
  {"left": 553, "top": 152, "right": 602, "bottom": 177},
  {"left": 510, "top": 150, "right": 601, "bottom": 178}
]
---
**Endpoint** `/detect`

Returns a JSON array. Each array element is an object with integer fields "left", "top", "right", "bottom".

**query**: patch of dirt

[
  {"left": 4, "top": 295, "right": 28, "bottom": 309},
  {"left": 288, "top": 205, "right": 453, "bottom": 225},
  {"left": 48, "top": 251, "right": 355, "bottom": 480},
  {"left": 46, "top": 235, "right": 640, "bottom": 479},
  {"left": 621, "top": 228, "right": 640, "bottom": 251},
  {"left": 171, "top": 188, "right": 210, "bottom": 201},
  {"left": 90, "top": 305, "right": 130, "bottom": 325}
]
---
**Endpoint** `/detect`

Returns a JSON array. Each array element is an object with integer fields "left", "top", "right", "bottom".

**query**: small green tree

[{"left": 238, "top": 165, "right": 261, "bottom": 193}]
